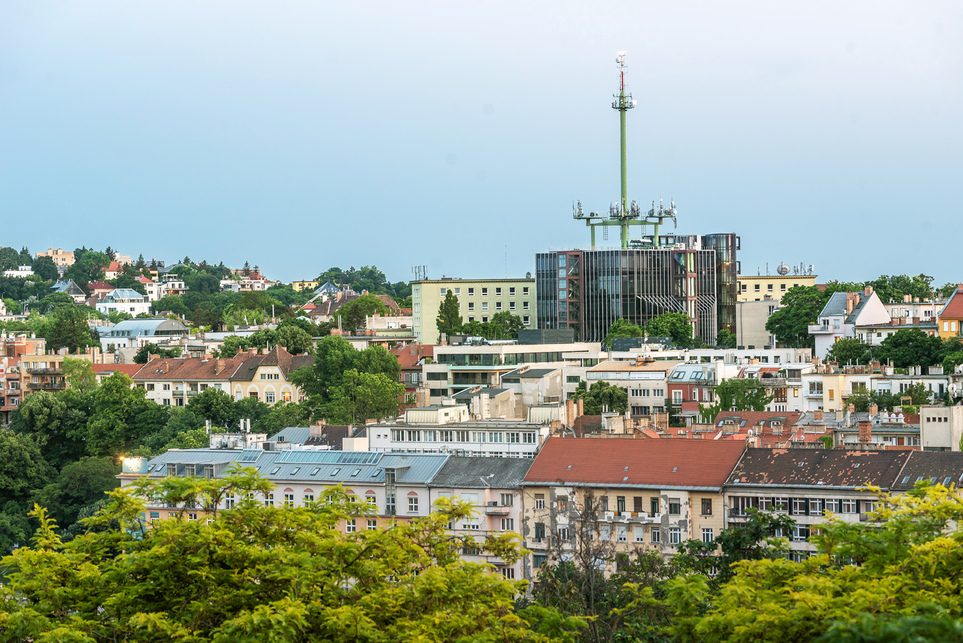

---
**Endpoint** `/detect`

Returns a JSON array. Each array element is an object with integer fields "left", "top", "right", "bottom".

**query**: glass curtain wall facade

[
  {"left": 537, "top": 247, "right": 721, "bottom": 344},
  {"left": 702, "top": 234, "right": 740, "bottom": 334}
]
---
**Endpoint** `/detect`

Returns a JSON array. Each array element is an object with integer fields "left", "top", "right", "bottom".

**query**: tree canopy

[{"left": 572, "top": 381, "right": 628, "bottom": 416}]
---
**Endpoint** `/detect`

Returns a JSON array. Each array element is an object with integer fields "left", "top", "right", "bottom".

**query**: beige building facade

[{"left": 412, "top": 277, "right": 536, "bottom": 343}]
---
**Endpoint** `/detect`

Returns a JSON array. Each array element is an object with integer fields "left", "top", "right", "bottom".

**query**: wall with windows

[{"left": 411, "top": 278, "right": 536, "bottom": 343}]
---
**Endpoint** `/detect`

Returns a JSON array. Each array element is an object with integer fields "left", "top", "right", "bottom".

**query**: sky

[{"left": 1, "top": 1, "right": 961, "bottom": 286}]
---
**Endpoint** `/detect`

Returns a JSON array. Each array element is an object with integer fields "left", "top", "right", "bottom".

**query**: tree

[
  {"left": 825, "top": 337, "right": 876, "bottom": 365},
  {"left": 943, "top": 351, "right": 963, "bottom": 375},
  {"left": 572, "top": 381, "right": 628, "bottom": 416},
  {"left": 0, "top": 247, "right": 20, "bottom": 271},
  {"left": 325, "top": 369, "right": 404, "bottom": 424},
  {"left": 337, "top": 294, "right": 389, "bottom": 333},
  {"left": 716, "top": 328, "right": 737, "bottom": 349},
  {"left": 10, "top": 390, "right": 90, "bottom": 469},
  {"left": 47, "top": 305, "right": 99, "bottom": 353},
  {"left": 290, "top": 336, "right": 398, "bottom": 409},
  {"left": 646, "top": 312, "right": 694, "bottom": 347},
  {"left": 876, "top": 328, "right": 945, "bottom": 368},
  {"left": 0, "top": 471, "right": 577, "bottom": 641},
  {"left": 187, "top": 388, "right": 237, "bottom": 428},
  {"left": 712, "top": 378, "right": 774, "bottom": 412},
  {"left": 436, "top": 290, "right": 462, "bottom": 342},
  {"left": 85, "top": 373, "right": 168, "bottom": 457},
  {"left": 133, "top": 343, "right": 181, "bottom": 363},
  {"left": 650, "top": 484, "right": 963, "bottom": 642},
  {"left": 765, "top": 285, "right": 828, "bottom": 348},
  {"left": 490, "top": 312, "right": 526, "bottom": 340},
  {"left": 276, "top": 324, "right": 313, "bottom": 355},
  {"left": 61, "top": 356, "right": 98, "bottom": 393},
  {"left": 64, "top": 250, "right": 109, "bottom": 291},
  {"left": 31, "top": 456, "right": 119, "bottom": 531},
  {"left": 31, "top": 256, "right": 59, "bottom": 281}
]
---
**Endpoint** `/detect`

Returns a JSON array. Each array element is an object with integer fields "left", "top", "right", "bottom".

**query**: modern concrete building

[{"left": 411, "top": 277, "right": 536, "bottom": 343}]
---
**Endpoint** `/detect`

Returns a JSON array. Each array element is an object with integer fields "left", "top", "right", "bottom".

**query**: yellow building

[
  {"left": 291, "top": 280, "right": 319, "bottom": 292},
  {"left": 937, "top": 286, "right": 963, "bottom": 339},
  {"left": 35, "top": 248, "right": 75, "bottom": 267},
  {"left": 738, "top": 270, "right": 817, "bottom": 303},
  {"left": 411, "top": 277, "right": 536, "bottom": 343}
]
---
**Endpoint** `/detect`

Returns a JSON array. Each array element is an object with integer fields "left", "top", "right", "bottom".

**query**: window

[
  {"left": 702, "top": 528, "right": 714, "bottom": 543},
  {"left": 495, "top": 287, "right": 502, "bottom": 296},
  {"left": 651, "top": 527, "right": 661, "bottom": 544},
  {"left": 616, "top": 496, "right": 625, "bottom": 515},
  {"left": 599, "top": 525, "right": 610, "bottom": 541},
  {"left": 500, "top": 493, "right": 513, "bottom": 506},
  {"left": 284, "top": 492, "right": 295, "bottom": 508},
  {"left": 523, "top": 315, "right": 530, "bottom": 325},
  {"left": 668, "top": 499, "right": 681, "bottom": 515},
  {"left": 650, "top": 497, "right": 660, "bottom": 515},
  {"left": 669, "top": 527, "right": 682, "bottom": 545},
  {"left": 481, "top": 287, "right": 488, "bottom": 296},
  {"left": 495, "top": 301, "right": 502, "bottom": 311},
  {"left": 481, "top": 302, "right": 489, "bottom": 311},
  {"left": 809, "top": 499, "right": 823, "bottom": 516},
  {"left": 408, "top": 495, "right": 419, "bottom": 513},
  {"left": 792, "top": 526, "right": 810, "bottom": 542},
  {"left": 440, "top": 288, "right": 447, "bottom": 296},
  {"left": 534, "top": 494, "right": 545, "bottom": 510},
  {"left": 367, "top": 519, "right": 377, "bottom": 531},
  {"left": 187, "top": 513, "right": 197, "bottom": 521},
  {"left": 534, "top": 554, "right": 548, "bottom": 568},
  {"left": 534, "top": 522, "right": 546, "bottom": 540},
  {"left": 701, "top": 498, "right": 712, "bottom": 515},
  {"left": 265, "top": 391, "right": 276, "bottom": 404},
  {"left": 509, "top": 301, "right": 516, "bottom": 311},
  {"left": 840, "top": 499, "right": 857, "bottom": 513},
  {"left": 346, "top": 519, "right": 356, "bottom": 533},
  {"left": 454, "top": 288, "right": 460, "bottom": 296},
  {"left": 149, "top": 511, "right": 160, "bottom": 522},
  {"left": 791, "top": 498, "right": 807, "bottom": 515},
  {"left": 499, "top": 566, "right": 515, "bottom": 580},
  {"left": 500, "top": 518, "right": 515, "bottom": 531},
  {"left": 616, "top": 526, "right": 627, "bottom": 542},
  {"left": 468, "top": 302, "right": 474, "bottom": 311},
  {"left": 634, "top": 526, "right": 645, "bottom": 542},
  {"left": 304, "top": 494, "right": 314, "bottom": 503},
  {"left": 523, "top": 300, "right": 530, "bottom": 310},
  {"left": 467, "top": 287, "right": 474, "bottom": 296},
  {"left": 146, "top": 383, "right": 155, "bottom": 391},
  {"left": 225, "top": 494, "right": 235, "bottom": 509},
  {"left": 264, "top": 493, "right": 274, "bottom": 507},
  {"left": 556, "top": 526, "right": 570, "bottom": 541},
  {"left": 556, "top": 496, "right": 568, "bottom": 512},
  {"left": 508, "top": 287, "right": 516, "bottom": 296}
]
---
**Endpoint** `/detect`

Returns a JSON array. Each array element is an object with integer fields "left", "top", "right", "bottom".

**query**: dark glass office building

[{"left": 536, "top": 233, "right": 739, "bottom": 344}]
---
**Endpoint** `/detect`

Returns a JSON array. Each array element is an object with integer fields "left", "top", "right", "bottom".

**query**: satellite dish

[{"left": 777, "top": 263, "right": 790, "bottom": 276}]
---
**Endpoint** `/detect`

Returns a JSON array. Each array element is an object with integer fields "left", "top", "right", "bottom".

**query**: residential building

[
  {"left": 735, "top": 299, "right": 779, "bottom": 349},
  {"left": 522, "top": 438, "right": 746, "bottom": 579},
  {"left": 133, "top": 354, "right": 248, "bottom": 407},
  {"left": 737, "top": 266, "right": 817, "bottom": 303},
  {"left": 535, "top": 233, "right": 739, "bottom": 345},
  {"left": 411, "top": 277, "right": 536, "bottom": 343},
  {"left": 809, "top": 287, "right": 889, "bottom": 359},
  {"left": 919, "top": 404, "right": 963, "bottom": 451},
  {"left": 19, "top": 354, "right": 69, "bottom": 395},
  {"left": 229, "top": 346, "right": 314, "bottom": 404},
  {"left": 99, "top": 318, "right": 190, "bottom": 350},
  {"left": 427, "top": 457, "right": 534, "bottom": 581},
  {"left": 586, "top": 358, "right": 681, "bottom": 418},
  {"left": 35, "top": 248, "right": 75, "bottom": 267},
  {"left": 0, "top": 357, "right": 23, "bottom": 424},
  {"left": 724, "top": 448, "right": 913, "bottom": 560},
  {"left": 90, "top": 363, "right": 141, "bottom": 385},
  {"left": 390, "top": 343, "right": 434, "bottom": 403},
  {"left": 291, "top": 280, "right": 319, "bottom": 292},
  {"left": 368, "top": 405, "right": 548, "bottom": 458},
  {"left": 2, "top": 265, "right": 34, "bottom": 278},
  {"left": 95, "top": 289, "right": 152, "bottom": 317},
  {"left": 51, "top": 280, "right": 87, "bottom": 304},
  {"left": 104, "top": 261, "right": 123, "bottom": 280},
  {"left": 938, "top": 285, "right": 963, "bottom": 339}
]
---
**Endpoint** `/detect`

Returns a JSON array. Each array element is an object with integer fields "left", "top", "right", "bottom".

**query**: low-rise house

[
  {"left": 809, "top": 287, "right": 889, "bottom": 359},
  {"left": 98, "top": 318, "right": 189, "bottom": 350},
  {"left": 51, "top": 280, "right": 87, "bottom": 304},
  {"left": 95, "top": 288, "right": 152, "bottom": 317},
  {"left": 587, "top": 358, "right": 681, "bottom": 418},
  {"left": 134, "top": 354, "right": 249, "bottom": 407},
  {"left": 229, "top": 346, "right": 313, "bottom": 404},
  {"left": 521, "top": 438, "right": 746, "bottom": 579},
  {"left": 2, "top": 265, "right": 34, "bottom": 278},
  {"left": 937, "top": 285, "right": 963, "bottom": 340},
  {"left": 35, "top": 248, "right": 74, "bottom": 267},
  {"left": 920, "top": 404, "right": 963, "bottom": 451}
]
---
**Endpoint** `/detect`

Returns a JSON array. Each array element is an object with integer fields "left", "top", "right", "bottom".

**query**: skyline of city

[{"left": 2, "top": 2, "right": 960, "bottom": 284}]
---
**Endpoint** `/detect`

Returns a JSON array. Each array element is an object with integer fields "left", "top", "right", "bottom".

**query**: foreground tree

[
  {"left": 572, "top": 381, "right": 628, "bottom": 416},
  {"left": 436, "top": 290, "right": 462, "bottom": 342},
  {"left": 646, "top": 312, "right": 694, "bottom": 347},
  {"left": 0, "top": 470, "right": 581, "bottom": 641}
]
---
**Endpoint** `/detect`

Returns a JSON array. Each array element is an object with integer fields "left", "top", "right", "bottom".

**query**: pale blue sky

[{"left": 1, "top": 1, "right": 961, "bottom": 284}]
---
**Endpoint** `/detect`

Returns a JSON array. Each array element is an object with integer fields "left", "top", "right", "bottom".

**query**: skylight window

[
  {"left": 902, "top": 476, "right": 910, "bottom": 484},
  {"left": 291, "top": 467, "right": 300, "bottom": 475},
  {"left": 310, "top": 468, "right": 321, "bottom": 476},
  {"left": 351, "top": 468, "right": 361, "bottom": 477},
  {"left": 270, "top": 467, "right": 280, "bottom": 475},
  {"left": 330, "top": 468, "right": 341, "bottom": 476}
]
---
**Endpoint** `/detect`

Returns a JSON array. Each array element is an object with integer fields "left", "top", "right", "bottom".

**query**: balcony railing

[
  {"left": 26, "top": 367, "right": 62, "bottom": 375},
  {"left": 807, "top": 324, "right": 837, "bottom": 334},
  {"left": 27, "top": 382, "right": 65, "bottom": 391}
]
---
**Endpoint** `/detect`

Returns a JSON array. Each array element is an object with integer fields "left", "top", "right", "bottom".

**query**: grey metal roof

[
  {"left": 452, "top": 387, "right": 511, "bottom": 399},
  {"left": 270, "top": 426, "right": 313, "bottom": 445},
  {"left": 100, "top": 318, "right": 189, "bottom": 337},
  {"left": 103, "top": 288, "right": 146, "bottom": 301},
  {"left": 429, "top": 457, "right": 533, "bottom": 489},
  {"left": 502, "top": 367, "right": 557, "bottom": 381},
  {"left": 819, "top": 291, "right": 874, "bottom": 324},
  {"left": 380, "top": 453, "right": 451, "bottom": 484}
]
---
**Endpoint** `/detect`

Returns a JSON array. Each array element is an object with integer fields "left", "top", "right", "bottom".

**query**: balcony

[
  {"left": 26, "top": 367, "right": 62, "bottom": 375},
  {"left": 27, "top": 382, "right": 65, "bottom": 391},
  {"left": 804, "top": 390, "right": 823, "bottom": 398},
  {"left": 484, "top": 503, "right": 511, "bottom": 516},
  {"left": 172, "top": 390, "right": 185, "bottom": 397},
  {"left": 601, "top": 511, "right": 655, "bottom": 524},
  {"left": 807, "top": 324, "right": 838, "bottom": 334}
]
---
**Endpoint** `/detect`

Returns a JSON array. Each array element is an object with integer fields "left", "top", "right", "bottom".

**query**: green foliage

[
  {"left": 291, "top": 336, "right": 399, "bottom": 413},
  {"left": 943, "top": 351, "right": 963, "bottom": 375},
  {"left": 61, "top": 357, "right": 97, "bottom": 394},
  {"left": 0, "top": 472, "right": 573, "bottom": 641},
  {"left": 864, "top": 273, "right": 934, "bottom": 303},
  {"left": 85, "top": 373, "right": 169, "bottom": 458},
  {"left": 46, "top": 305, "right": 99, "bottom": 354},
  {"left": 31, "top": 256, "right": 59, "bottom": 281},
  {"left": 63, "top": 250, "right": 109, "bottom": 291},
  {"left": 0, "top": 247, "right": 21, "bottom": 271},
  {"left": 876, "top": 328, "right": 945, "bottom": 368},
  {"left": 825, "top": 338, "right": 876, "bottom": 365},
  {"left": 324, "top": 369, "right": 404, "bottom": 424},
  {"left": 602, "top": 318, "right": 643, "bottom": 350},
  {"left": 716, "top": 328, "right": 737, "bottom": 349},
  {"left": 712, "top": 378, "right": 774, "bottom": 412},
  {"left": 647, "top": 312, "right": 694, "bottom": 347},
  {"left": 436, "top": 290, "right": 462, "bottom": 342},
  {"left": 133, "top": 342, "right": 182, "bottom": 364},
  {"left": 336, "top": 294, "right": 389, "bottom": 332},
  {"left": 276, "top": 324, "right": 313, "bottom": 354},
  {"left": 460, "top": 312, "right": 526, "bottom": 341},
  {"left": 571, "top": 381, "right": 628, "bottom": 416},
  {"left": 315, "top": 265, "right": 410, "bottom": 300},
  {"left": 31, "top": 456, "right": 119, "bottom": 533},
  {"left": 766, "top": 285, "right": 828, "bottom": 348}
]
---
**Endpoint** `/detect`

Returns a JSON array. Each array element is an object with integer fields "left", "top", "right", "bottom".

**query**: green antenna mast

[{"left": 573, "top": 52, "right": 676, "bottom": 249}]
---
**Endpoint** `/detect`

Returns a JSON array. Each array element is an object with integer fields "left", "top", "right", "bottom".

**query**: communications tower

[{"left": 573, "top": 52, "right": 677, "bottom": 249}]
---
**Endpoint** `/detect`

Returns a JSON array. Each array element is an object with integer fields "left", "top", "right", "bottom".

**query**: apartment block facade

[{"left": 411, "top": 278, "right": 536, "bottom": 343}]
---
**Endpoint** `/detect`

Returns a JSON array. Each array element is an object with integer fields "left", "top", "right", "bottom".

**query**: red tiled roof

[
  {"left": 391, "top": 343, "right": 434, "bottom": 370},
  {"left": 107, "top": 261, "right": 120, "bottom": 272},
  {"left": 133, "top": 355, "right": 249, "bottom": 381},
  {"left": 524, "top": 437, "right": 746, "bottom": 488},
  {"left": 89, "top": 281, "right": 113, "bottom": 291},
  {"left": 91, "top": 364, "right": 142, "bottom": 377},
  {"left": 941, "top": 287, "right": 963, "bottom": 319}
]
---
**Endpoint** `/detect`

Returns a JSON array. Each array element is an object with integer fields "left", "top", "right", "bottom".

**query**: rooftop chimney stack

[{"left": 858, "top": 420, "right": 872, "bottom": 443}]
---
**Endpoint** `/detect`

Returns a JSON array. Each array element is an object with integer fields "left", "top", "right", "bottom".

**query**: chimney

[
  {"left": 846, "top": 298, "right": 854, "bottom": 315},
  {"left": 868, "top": 403, "right": 878, "bottom": 417},
  {"left": 577, "top": 398, "right": 584, "bottom": 417},
  {"left": 814, "top": 410, "right": 823, "bottom": 421},
  {"left": 858, "top": 421, "right": 872, "bottom": 443},
  {"left": 216, "top": 358, "right": 225, "bottom": 373},
  {"left": 957, "top": 284, "right": 963, "bottom": 294},
  {"left": 864, "top": 285, "right": 873, "bottom": 297},
  {"left": 566, "top": 399, "right": 575, "bottom": 427}
]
